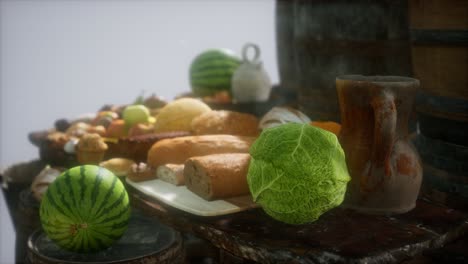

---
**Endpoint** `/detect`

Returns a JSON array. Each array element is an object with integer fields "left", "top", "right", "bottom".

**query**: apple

[
  {"left": 122, "top": 105, "right": 150, "bottom": 127},
  {"left": 105, "top": 119, "right": 127, "bottom": 138}
]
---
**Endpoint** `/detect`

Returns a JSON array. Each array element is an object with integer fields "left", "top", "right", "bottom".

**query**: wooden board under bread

[{"left": 126, "top": 178, "right": 259, "bottom": 217}]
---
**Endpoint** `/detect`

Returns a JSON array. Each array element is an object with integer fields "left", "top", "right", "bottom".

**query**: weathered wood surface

[
  {"left": 128, "top": 184, "right": 468, "bottom": 264},
  {"left": 3, "top": 160, "right": 467, "bottom": 263}
]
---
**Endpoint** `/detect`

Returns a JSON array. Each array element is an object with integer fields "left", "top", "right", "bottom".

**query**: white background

[{"left": 0, "top": 0, "right": 278, "bottom": 262}]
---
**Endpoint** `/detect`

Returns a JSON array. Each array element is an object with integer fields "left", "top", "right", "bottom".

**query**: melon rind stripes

[
  {"left": 189, "top": 49, "right": 241, "bottom": 96},
  {"left": 40, "top": 165, "right": 131, "bottom": 253}
]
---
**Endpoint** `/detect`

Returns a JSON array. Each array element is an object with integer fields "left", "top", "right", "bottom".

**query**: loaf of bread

[
  {"left": 147, "top": 135, "right": 256, "bottom": 168},
  {"left": 184, "top": 153, "right": 251, "bottom": 201},
  {"left": 191, "top": 110, "right": 260, "bottom": 136},
  {"left": 156, "top": 164, "right": 185, "bottom": 186}
]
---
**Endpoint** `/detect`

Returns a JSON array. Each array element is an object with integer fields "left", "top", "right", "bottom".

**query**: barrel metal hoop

[
  {"left": 296, "top": 39, "right": 410, "bottom": 56},
  {"left": 415, "top": 92, "right": 468, "bottom": 121},
  {"left": 411, "top": 29, "right": 468, "bottom": 45}
]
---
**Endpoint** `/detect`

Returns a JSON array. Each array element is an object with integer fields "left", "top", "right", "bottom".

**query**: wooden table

[
  {"left": 127, "top": 183, "right": 468, "bottom": 264},
  {"left": 3, "top": 160, "right": 467, "bottom": 263}
]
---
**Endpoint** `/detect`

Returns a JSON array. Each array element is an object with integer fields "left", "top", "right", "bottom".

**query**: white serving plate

[{"left": 126, "top": 178, "right": 259, "bottom": 217}]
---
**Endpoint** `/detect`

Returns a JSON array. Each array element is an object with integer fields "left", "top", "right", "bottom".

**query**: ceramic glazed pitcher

[
  {"left": 231, "top": 43, "right": 272, "bottom": 103},
  {"left": 336, "top": 75, "right": 422, "bottom": 214}
]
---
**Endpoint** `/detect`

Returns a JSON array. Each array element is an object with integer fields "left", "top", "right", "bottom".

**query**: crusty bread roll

[
  {"left": 31, "top": 166, "right": 63, "bottom": 201},
  {"left": 147, "top": 135, "right": 256, "bottom": 168},
  {"left": 191, "top": 110, "right": 260, "bottom": 136},
  {"left": 156, "top": 164, "right": 185, "bottom": 186},
  {"left": 99, "top": 158, "right": 136, "bottom": 177},
  {"left": 184, "top": 153, "right": 251, "bottom": 201}
]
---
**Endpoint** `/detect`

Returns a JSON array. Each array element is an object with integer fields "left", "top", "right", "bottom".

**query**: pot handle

[{"left": 361, "top": 89, "right": 396, "bottom": 191}]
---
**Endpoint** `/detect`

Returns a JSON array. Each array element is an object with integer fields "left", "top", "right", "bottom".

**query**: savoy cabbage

[{"left": 247, "top": 123, "right": 350, "bottom": 224}]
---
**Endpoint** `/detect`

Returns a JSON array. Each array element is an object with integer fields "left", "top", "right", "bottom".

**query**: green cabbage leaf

[{"left": 247, "top": 123, "right": 350, "bottom": 224}]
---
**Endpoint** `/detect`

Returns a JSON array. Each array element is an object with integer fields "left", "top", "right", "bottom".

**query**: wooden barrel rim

[
  {"left": 27, "top": 230, "right": 184, "bottom": 264},
  {"left": 26, "top": 212, "right": 184, "bottom": 264}
]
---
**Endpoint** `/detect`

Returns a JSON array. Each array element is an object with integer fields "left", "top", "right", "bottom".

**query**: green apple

[{"left": 122, "top": 105, "right": 150, "bottom": 127}]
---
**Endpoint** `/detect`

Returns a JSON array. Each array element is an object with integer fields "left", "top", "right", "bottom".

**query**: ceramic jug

[
  {"left": 336, "top": 75, "right": 422, "bottom": 214},
  {"left": 231, "top": 43, "right": 272, "bottom": 103}
]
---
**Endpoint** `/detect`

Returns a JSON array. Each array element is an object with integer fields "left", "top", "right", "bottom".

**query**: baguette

[
  {"left": 184, "top": 153, "right": 251, "bottom": 201},
  {"left": 147, "top": 135, "right": 256, "bottom": 168},
  {"left": 156, "top": 164, "right": 185, "bottom": 186}
]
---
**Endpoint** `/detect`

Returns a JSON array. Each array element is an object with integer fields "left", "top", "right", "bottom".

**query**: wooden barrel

[
  {"left": 415, "top": 92, "right": 468, "bottom": 145},
  {"left": 0, "top": 160, "right": 46, "bottom": 263},
  {"left": 275, "top": 1, "right": 300, "bottom": 97},
  {"left": 410, "top": 0, "right": 468, "bottom": 145},
  {"left": 412, "top": 134, "right": 468, "bottom": 211},
  {"left": 1, "top": 160, "right": 46, "bottom": 230},
  {"left": 275, "top": 0, "right": 413, "bottom": 122},
  {"left": 15, "top": 189, "right": 41, "bottom": 263},
  {"left": 26, "top": 210, "right": 184, "bottom": 264}
]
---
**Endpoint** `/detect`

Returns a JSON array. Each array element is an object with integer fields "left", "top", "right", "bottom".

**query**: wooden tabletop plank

[{"left": 128, "top": 183, "right": 468, "bottom": 263}]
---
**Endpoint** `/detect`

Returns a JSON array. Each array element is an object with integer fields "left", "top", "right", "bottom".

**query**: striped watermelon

[
  {"left": 189, "top": 49, "right": 241, "bottom": 96},
  {"left": 40, "top": 165, "right": 131, "bottom": 253}
]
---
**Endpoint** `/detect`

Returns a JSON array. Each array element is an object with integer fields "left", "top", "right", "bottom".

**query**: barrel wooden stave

[
  {"left": 16, "top": 190, "right": 41, "bottom": 264},
  {"left": 410, "top": 0, "right": 468, "bottom": 148},
  {"left": 412, "top": 46, "right": 468, "bottom": 99},
  {"left": 276, "top": 0, "right": 412, "bottom": 122},
  {"left": 413, "top": 134, "right": 468, "bottom": 210},
  {"left": 409, "top": 0, "right": 468, "bottom": 30}
]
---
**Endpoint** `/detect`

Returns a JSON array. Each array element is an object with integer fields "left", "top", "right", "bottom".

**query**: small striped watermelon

[
  {"left": 40, "top": 165, "right": 131, "bottom": 253},
  {"left": 189, "top": 49, "right": 241, "bottom": 96}
]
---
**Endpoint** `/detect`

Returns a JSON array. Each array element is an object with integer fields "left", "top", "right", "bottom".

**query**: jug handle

[
  {"left": 361, "top": 90, "right": 396, "bottom": 191},
  {"left": 242, "top": 43, "right": 260, "bottom": 63}
]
